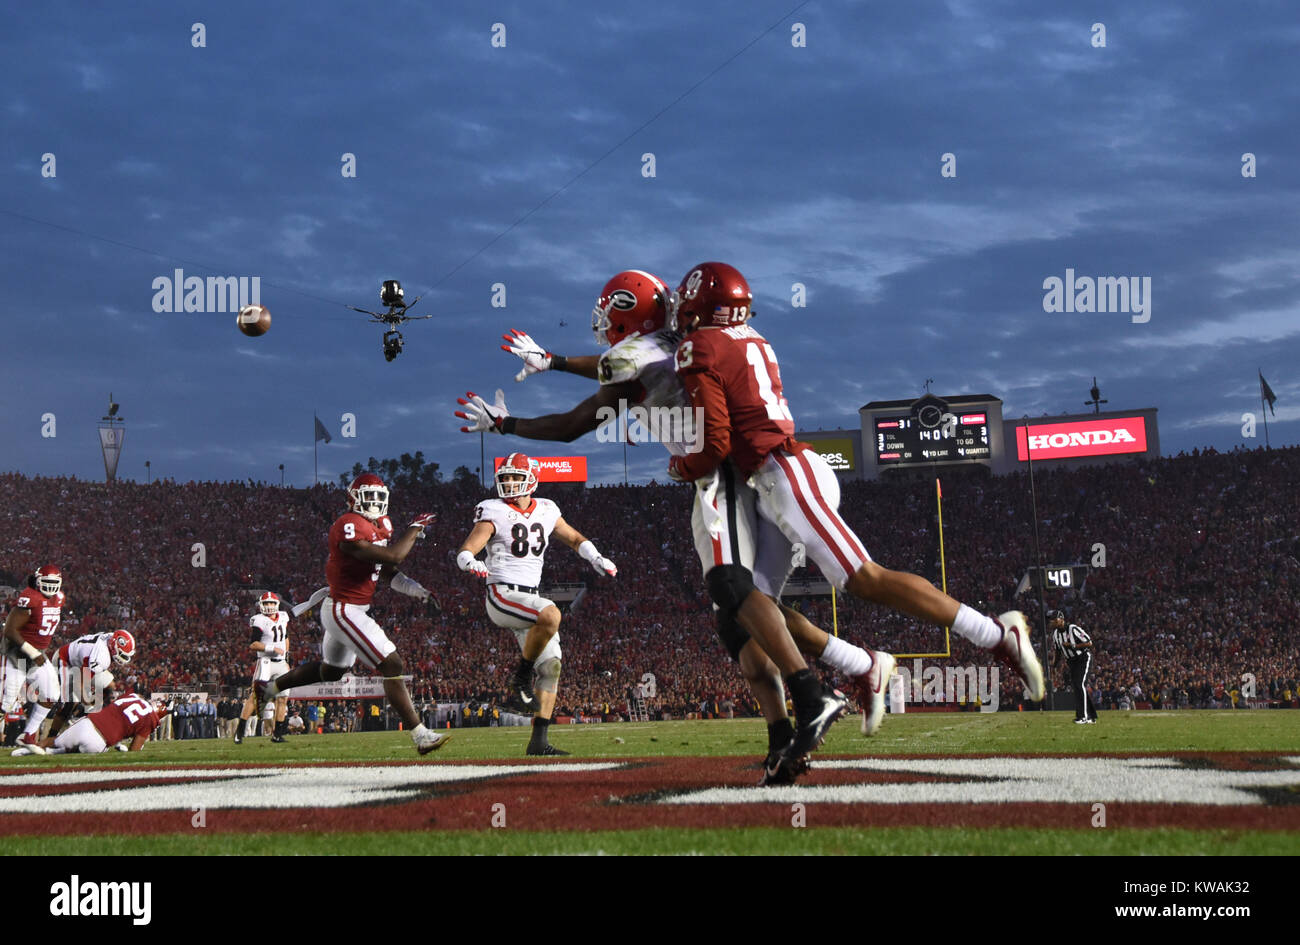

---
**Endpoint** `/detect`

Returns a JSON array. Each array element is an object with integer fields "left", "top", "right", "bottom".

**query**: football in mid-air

[{"left": 237, "top": 304, "right": 271, "bottom": 337}]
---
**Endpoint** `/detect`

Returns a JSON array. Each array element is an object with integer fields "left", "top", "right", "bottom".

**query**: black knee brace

[
  {"left": 705, "top": 564, "right": 756, "bottom": 616},
  {"left": 714, "top": 609, "right": 752, "bottom": 662}
]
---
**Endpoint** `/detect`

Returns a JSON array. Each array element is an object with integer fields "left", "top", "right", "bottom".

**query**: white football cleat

[
  {"left": 993, "top": 610, "right": 1045, "bottom": 702},
  {"left": 10, "top": 747, "right": 33, "bottom": 757},
  {"left": 16, "top": 733, "right": 45, "bottom": 755},
  {"left": 413, "top": 727, "right": 451, "bottom": 756},
  {"left": 851, "top": 650, "right": 897, "bottom": 736}
]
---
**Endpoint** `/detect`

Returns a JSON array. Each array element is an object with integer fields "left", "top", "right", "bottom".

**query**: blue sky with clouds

[{"left": 3, "top": 0, "right": 1297, "bottom": 486}]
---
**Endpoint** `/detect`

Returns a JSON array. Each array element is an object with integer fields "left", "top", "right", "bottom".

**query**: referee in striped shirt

[{"left": 1049, "top": 610, "right": 1097, "bottom": 724}]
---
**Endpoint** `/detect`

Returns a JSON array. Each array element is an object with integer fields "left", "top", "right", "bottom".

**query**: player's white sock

[
  {"left": 820, "top": 635, "right": 874, "bottom": 676},
  {"left": 410, "top": 723, "right": 429, "bottom": 741},
  {"left": 46, "top": 747, "right": 68, "bottom": 755},
  {"left": 23, "top": 704, "right": 51, "bottom": 735},
  {"left": 952, "top": 604, "right": 1003, "bottom": 649}
]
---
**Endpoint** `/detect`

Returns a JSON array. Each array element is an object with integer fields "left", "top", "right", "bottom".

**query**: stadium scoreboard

[
  {"left": 863, "top": 394, "right": 1004, "bottom": 474},
  {"left": 874, "top": 412, "right": 992, "bottom": 465}
]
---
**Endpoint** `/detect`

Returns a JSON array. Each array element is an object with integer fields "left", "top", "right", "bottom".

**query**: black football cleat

[
  {"left": 786, "top": 686, "right": 849, "bottom": 761},
  {"left": 525, "top": 743, "right": 570, "bottom": 756},
  {"left": 270, "top": 732, "right": 285, "bottom": 743},
  {"left": 506, "top": 659, "right": 536, "bottom": 712},
  {"left": 759, "top": 751, "right": 809, "bottom": 786}
]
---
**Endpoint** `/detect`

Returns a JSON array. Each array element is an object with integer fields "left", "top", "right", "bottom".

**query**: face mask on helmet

[
  {"left": 347, "top": 475, "right": 390, "bottom": 521},
  {"left": 495, "top": 455, "right": 538, "bottom": 499},
  {"left": 259, "top": 593, "right": 280, "bottom": 616},
  {"left": 592, "top": 271, "right": 668, "bottom": 346},
  {"left": 110, "top": 629, "right": 135, "bottom": 665},
  {"left": 35, "top": 566, "right": 62, "bottom": 597}
]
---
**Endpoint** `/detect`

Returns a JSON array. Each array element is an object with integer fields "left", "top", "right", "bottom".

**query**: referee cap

[{"left": 1045, "top": 609, "right": 1065, "bottom": 622}]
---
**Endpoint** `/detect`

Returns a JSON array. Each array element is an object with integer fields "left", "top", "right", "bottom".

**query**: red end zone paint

[{"left": 1, "top": 754, "right": 1297, "bottom": 836}]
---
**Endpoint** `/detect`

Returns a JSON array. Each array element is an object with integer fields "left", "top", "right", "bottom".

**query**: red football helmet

[
  {"left": 109, "top": 629, "right": 135, "bottom": 665},
  {"left": 592, "top": 270, "right": 669, "bottom": 345},
  {"left": 346, "top": 473, "right": 389, "bottom": 521},
  {"left": 669, "top": 262, "right": 753, "bottom": 333},
  {"left": 33, "top": 565, "right": 62, "bottom": 597},
  {"left": 496, "top": 452, "right": 539, "bottom": 500},
  {"left": 258, "top": 592, "right": 281, "bottom": 616}
]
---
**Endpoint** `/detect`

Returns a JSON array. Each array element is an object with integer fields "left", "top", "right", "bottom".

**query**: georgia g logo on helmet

[{"left": 591, "top": 270, "right": 669, "bottom": 346}]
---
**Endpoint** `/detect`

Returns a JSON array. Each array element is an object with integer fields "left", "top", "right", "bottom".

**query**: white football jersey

[
  {"left": 598, "top": 329, "right": 694, "bottom": 456},
  {"left": 250, "top": 611, "right": 290, "bottom": 658},
  {"left": 60, "top": 632, "right": 112, "bottom": 674},
  {"left": 474, "top": 497, "right": 562, "bottom": 586}
]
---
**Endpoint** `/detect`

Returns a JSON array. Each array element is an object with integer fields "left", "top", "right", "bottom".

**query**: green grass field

[{"left": 5, "top": 711, "right": 1298, "bottom": 855}]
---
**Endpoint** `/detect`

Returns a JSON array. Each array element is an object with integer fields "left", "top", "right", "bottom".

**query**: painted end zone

[{"left": 2, "top": 754, "right": 1298, "bottom": 836}]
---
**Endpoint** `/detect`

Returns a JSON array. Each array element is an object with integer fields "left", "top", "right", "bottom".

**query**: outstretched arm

[
  {"left": 502, "top": 329, "right": 600, "bottom": 381},
  {"left": 457, "top": 381, "right": 642, "bottom": 443}
]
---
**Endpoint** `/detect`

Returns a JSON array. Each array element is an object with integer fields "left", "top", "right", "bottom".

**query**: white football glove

[
  {"left": 501, "top": 329, "right": 552, "bottom": 382},
  {"left": 456, "top": 550, "right": 490, "bottom": 580},
  {"left": 577, "top": 540, "right": 616, "bottom": 578},
  {"left": 455, "top": 389, "right": 509, "bottom": 434}
]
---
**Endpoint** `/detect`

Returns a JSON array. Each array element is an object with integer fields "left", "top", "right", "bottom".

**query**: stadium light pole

[
  {"left": 145, "top": 460, "right": 150, "bottom": 485},
  {"left": 1022, "top": 417, "right": 1054, "bottom": 711}
]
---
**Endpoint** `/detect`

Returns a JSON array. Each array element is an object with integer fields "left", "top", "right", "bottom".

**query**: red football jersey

[
  {"left": 326, "top": 512, "right": 393, "bottom": 604},
  {"left": 89, "top": 693, "right": 162, "bottom": 745},
  {"left": 8, "top": 588, "right": 65, "bottom": 651},
  {"left": 673, "top": 324, "right": 802, "bottom": 478}
]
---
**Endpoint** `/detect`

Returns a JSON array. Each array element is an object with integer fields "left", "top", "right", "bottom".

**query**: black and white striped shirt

[{"left": 1053, "top": 622, "right": 1092, "bottom": 659}]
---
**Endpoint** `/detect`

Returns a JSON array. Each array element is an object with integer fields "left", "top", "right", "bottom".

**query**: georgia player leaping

[
  {"left": 44, "top": 629, "right": 135, "bottom": 742},
  {"left": 665, "top": 261, "right": 1046, "bottom": 766},
  {"left": 455, "top": 452, "right": 617, "bottom": 756},
  {"left": 456, "top": 271, "right": 888, "bottom": 784},
  {"left": 1, "top": 566, "right": 66, "bottom": 755},
  {"left": 258, "top": 473, "right": 450, "bottom": 756},
  {"left": 12, "top": 692, "right": 169, "bottom": 756},
  {"left": 235, "top": 592, "right": 291, "bottom": 745}
]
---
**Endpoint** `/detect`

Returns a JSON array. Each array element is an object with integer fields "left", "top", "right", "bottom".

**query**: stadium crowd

[{"left": 1, "top": 443, "right": 1296, "bottom": 722}]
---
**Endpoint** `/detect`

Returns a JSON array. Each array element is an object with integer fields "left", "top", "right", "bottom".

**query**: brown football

[{"left": 237, "top": 304, "right": 271, "bottom": 337}]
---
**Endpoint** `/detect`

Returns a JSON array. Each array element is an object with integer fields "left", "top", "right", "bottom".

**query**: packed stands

[{"left": 1, "top": 444, "right": 1296, "bottom": 720}]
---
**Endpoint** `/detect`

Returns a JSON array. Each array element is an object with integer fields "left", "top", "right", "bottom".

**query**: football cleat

[
  {"left": 270, "top": 732, "right": 285, "bottom": 743},
  {"left": 413, "top": 729, "right": 451, "bottom": 756},
  {"left": 851, "top": 650, "right": 897, "bottom": 737},
  {"left": 10, "top": 747, "right": 32, "bottom": 757},
  {"left": 785, "top": 686, "right": 849, "bottom": 762},
  {"left": 992, "top": 611, "right": 1045, "bottom": 702},
  {"left": 526, "top": 743, "right": 570, "bottom": 756},
  {"left": 506, "top": 659, "right": 536, "bottom": 712},
  {"left": 17, "top": 733, "right": 45, "bottom": 755},
  {"left": 759, "top": 751, "right": 810, "bottom": 787}
]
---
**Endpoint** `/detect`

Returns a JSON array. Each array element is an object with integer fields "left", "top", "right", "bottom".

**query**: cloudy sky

[{"left": 3, "top": 0, "right": 1297, "bottom": 486}]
